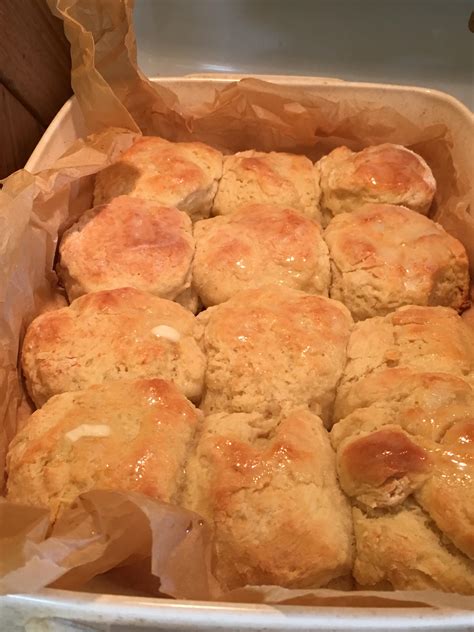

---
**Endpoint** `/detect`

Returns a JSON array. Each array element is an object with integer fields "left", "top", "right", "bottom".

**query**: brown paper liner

[{"left": 0, "top": 0, "right": 472, "bottom": 609}]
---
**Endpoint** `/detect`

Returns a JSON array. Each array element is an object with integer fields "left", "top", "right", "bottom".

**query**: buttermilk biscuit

[
  {"left": 331, "top": 377, "right": 474, "bottom": 592},
  {"left": 6, "top": 379, "right": 201, "bottom": 518},
  {"left": 183, "top": 409, "right": 353, "bottom": 589},
  {"left": 213, "top": 150, "right": 320, "bottom": 220},
  {"left": 199, "top": 286, "right": 353, "bottom": 424},
  {"left": 22, "top": 287, "right": 206, "bottom": 407},
  {"left": 415, "top": 419, "right": 474, "bottom": 560},
  {"left": 193, "top": 203, "right": 330, "bottom": 306},
  {"left": 334, "top": 426, "right": 474, "bottom": 593},
  {"left": 58, "top": 195, "right": 196, "bottom": 306},
  {"left": 353, "top": 506, "right": 474, "bottom": 594},
  {"left": 94, "top": 136, "right": 223, "bottom": 221},
  {"left": 333, "top": 368, "right": 474, "bottom": 439},
  {"left": 325, "top": 204, "right": 469, "bottom": 320},
  {"left": 338, "top": 306, "right": 474, "bottom": 405},
  {"left": 316, "top": 143, "right": 436, "bottom": 225}
]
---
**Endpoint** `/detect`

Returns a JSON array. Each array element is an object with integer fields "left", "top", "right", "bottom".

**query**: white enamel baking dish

[{"left": 2, "top": 76, "right": 473, "bottom": 632}]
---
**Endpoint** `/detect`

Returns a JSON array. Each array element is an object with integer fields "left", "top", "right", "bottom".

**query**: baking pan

[{"left": 2, "top": 74, "right": 473, "bottom": 632}]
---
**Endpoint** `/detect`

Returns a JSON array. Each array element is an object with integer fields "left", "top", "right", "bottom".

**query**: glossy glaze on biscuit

[
  {"left": 325, "top": 204, "right": 470, "bottom": 320},
  {"left": 183, "top": 409, "right": 353, "bottom": 589},
  {"left": 331, "top": 350, "right": 474, "bottom": 592},
  {"left": 6, "top": 379, "right": 202, "bottom": 517},
  {"left": 332, "top": 417, "right": 474, "bottom": 593},
  {"left": 193, "top": 203, "right": 330, "bottom": 306},
  {"left": 334, "top": 368, "right": 474, "bottom": 436},
  {"left": 94, "top": 136, "right": 223, "bottom": 221},
  {"left": 316, "top": 143, "right": 436, "bottom": 225},
  {"left": 22, "top": 287, "right": 206, "bottom": 406}
]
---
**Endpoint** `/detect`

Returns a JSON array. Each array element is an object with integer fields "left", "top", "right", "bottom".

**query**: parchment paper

[{"left": 0, "top": 0, "right": 472, "bottom": 610}]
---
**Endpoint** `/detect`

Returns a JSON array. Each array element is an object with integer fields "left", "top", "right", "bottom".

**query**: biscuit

[
  {"left": 316, "top": 143, "right": 436, "bottom": 225},
  {"left": 331, "top": 369, "right": 474, "bottom": 593},
  {"left": 6, "top": 379, "right": 202, "bottom": 518},
  {"left": 183, "top": 408, "right": 353, "bottom": 589},
  {"left": 337, "top": 306, "right": 474, "bottom": 405},
  {"left": 22, "top": 287, "right": 206, "bottom": 407},
  {"left": 193, "top": 203, "right": 330, "bottom": 306},
  {"left": 333, "top": 422, "right": 474, "bottom": 593},
  {"left": 415, "top": 419, "right": 474, "bottom": 560},
  {"left": 94, "top": 136, "right": 223, "bottom": 221},
  {"left": 333, "top": 368, "right": 474, "bottom": 439},
  {"left": 353, "top": 506, "right": 474, "bottom": 594},
  {"left": 58, "top": 195, "right": 196, "bottom": 306},
  {"left": 213, "top": 150, "right": 320, "bottom": 220},
  {"left": 199, "top": 286, "right": 353, "bottom": 424},
  {"left": 325, "top": 204, "right": 469, "bottom": 320}
]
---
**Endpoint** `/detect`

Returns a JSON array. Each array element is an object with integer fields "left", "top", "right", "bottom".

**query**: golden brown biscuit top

[
  {"left": 7, "top": 379, "right": 201, "bottom": 508},
  {"left": 344, "top": 305, "right": 474, "bottom": 383},
  {"left": 334, "top": 368, "right": 474, "bottom": 441},
  {"left": 185, "top": 407, "right": 353, "bottom": 589},
  {"left": 193, "top": 203, "right": 328, "bottom": 304},
  {"left": 325, "top": 203, "right": 467, "bottom": 279},
  {"left": 337, "top": 418, "right": 474, "bottom": 518},
  {"left": 21, "top": 287, "right": 205, "bottom": 404},
  {"left": 125, "top": 136, "right": 219, "bottom": 185},
  {"left": 94, "top": 136, "right": 222, "bottom": 205},
  {"left": 59, "top": 196, "right": 194, "bottom": 297},
  {"left": 199, "top": 203, "right": 319, "bottom": 267},
  {"left": 204, "top": 285, "right": 352, "bottom": 354},
  {"left": 235, "top": 152, "right": 310, "bottom": 195},
  {"left": 23, "top": 287, "right": 199, "bottom": 356},
  {"left": 339, "top": 428, "right": 431, "bottom": 490},
  {"left": 326, "top": 144, "right": 435, "bottom": 200},
  {"left": 34, "top": 286, "right": 197, "bottom": 330},
  {"left": 352, "top": 144, "right": 434, "bottom": 194},
  {"left": 207, "top": 413, "right": 317, "bottom": 500}
]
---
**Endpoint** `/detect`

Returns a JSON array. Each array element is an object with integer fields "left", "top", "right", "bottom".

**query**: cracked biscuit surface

[
  {"left": 22, "top": 287, "right": 206, "bottom": 406},
  {"left": 7, "top": 379, "right": 202, "bottom": 518},
  {"left": 332, "top": 418, "right": 474, "bottom": 594},
  {"left": 331, "top": 363, "right": 474, "bottom": 593},
  {"left": 94, "top": 136, "right": 223, "bottom": 221},
  {"left": 193, "top": 203, "right": 330, "bottom": 306},
  {"left": 316, "top": 143, "right": 436, "bottom": 225},
  {"left": 337, "top": 305, "right": 474, "bottom": 408},
  {"left": 334, "top": 367, "right": 474, "bottom": 433},
  {"left": 183, "top": 408, "right": 353, "bottom": 589},
  {"left": 199, "top": 285, "right": 353, "bottom": 425},
  {"left": 325, "top": 204, "right": 469, "bottom": 321},
  {"left": 213, "top": 150, "right": 320, "bottom": 221}
]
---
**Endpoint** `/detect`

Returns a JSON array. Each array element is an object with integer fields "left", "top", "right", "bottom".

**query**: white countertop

[{"left": 134, "top": 0, "right": 473, "bottom": 109}]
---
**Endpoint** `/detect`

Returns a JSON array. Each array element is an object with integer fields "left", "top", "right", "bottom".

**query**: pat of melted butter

[
  {"left": 65, "top": 424, "right": 111, "bottom": 442},
  {"left": 151, "top": 325, "right": 181, "bottom": 342}
]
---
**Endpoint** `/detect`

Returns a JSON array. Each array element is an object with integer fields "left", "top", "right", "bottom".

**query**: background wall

[
  {"left": 0, "top": 0, "right": 471, "bottom": 178},
  {"left": 134, "top": 0, "right": 473, "bottom": 108}
]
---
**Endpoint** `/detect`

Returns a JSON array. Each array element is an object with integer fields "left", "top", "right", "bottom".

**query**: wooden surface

[{"left": 0, "top": 0, "right": 72, "bottom": 178}]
